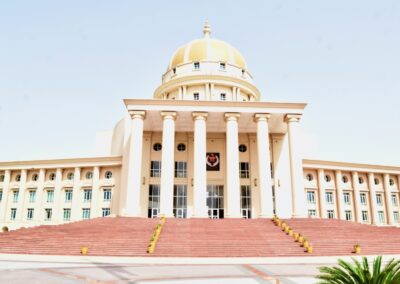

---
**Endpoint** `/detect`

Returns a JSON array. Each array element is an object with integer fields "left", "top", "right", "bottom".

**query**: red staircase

[
  {"left": 1, "top": 217, "right": 400, "bottom": 257},
  {"left": 0, "top": 217, "right": 158, "bottom": 256},
  {"left": 153, "top": 218, "right": 305, "bottom": 257},
  {"left": 284, "top": 218, "right": 400, "bottom": 256}
]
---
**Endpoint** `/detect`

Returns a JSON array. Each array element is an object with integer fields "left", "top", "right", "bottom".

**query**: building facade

[{"left": 1, "top": 24, "right": 400, "bottom": 230}]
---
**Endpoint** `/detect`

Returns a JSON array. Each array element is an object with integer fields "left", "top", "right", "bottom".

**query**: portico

[{"left": 121, "top": 99, "right": 307, "bottom": 219}]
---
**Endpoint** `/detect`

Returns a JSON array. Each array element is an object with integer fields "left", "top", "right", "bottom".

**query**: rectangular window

[
  {"left": 376, "top": 194, "right": 383, "bottom": 206},
  {"left": 102, "top": 208, "right": 111, "bottom": 217},
  {"left": 325, "top": 192, "right": 334, "bottom": 204},
  {"left": 220, "top": 62, "right": 226, "bottom": 70},
  {"left": 29, "top": 190, "right": 36, "bottom": 203},
  {"left": 378, "top": 211, "right": 385, "bottom": 223},
  {"left": 362, "top": 210, "right": 369, "bottom": 222},
  {"left": 150, "top": 161, "right": 162, "bottom": 177},
  {"left": 65, "top": 190, "right": 73, "bottom": 202},
  {"left": 343, "top": 192, "right": 351, "bottom": 205},
  {"left": 392, "top": 194, "right": 398, "bottom": 206},
  {"left": 63, "top": 208, "right": 71, "bottom": 221},
  {"left": 360, "top": 193, "right": 367, "bottom": 205},
  {"left": 83, "top": 189, "right": 92, "bottom": 202},
  {"left": 174, "top": 161, "right": 187, "bottom": 178},
  {"left": 194, "top": 62, "right": 200, "bottom": 70},
  {"left": 103, "top": 189, "right": 112, "bottom": 201},
  {"left": 239, "top": 162, "right": 250, "bottom": 179},
  {"left": 12, "top": 190, "right": 19, "bottom": 203},
  {"left": 82, "top": 208, "right": 91, "bottom": 220},
  {"left": 0, "top": 191, "right": 2, "bottom": 201},
  {"left": 308, "top": 209, "right": 317, "bottom": 217},
  {"left": 193, "top": 93, "right": 199, "bottom": 100},
  {"left": 327, "top": 210, "right": 335, "bottom": 219},
  {"left": 10, "top": 208, "right": 17, "bottom": 220},
  {"left": 45, "top": 208, "right": 52, "bottom": 221},
  {"left": 27, "top": 208, "right": 34, "bottom": 220},
  {"left": 47, "top": 190, "right": 54, "bottom": 203},
  {"left": 394, "top": 211, "right": 399, "bottom": 223},
  {"left": 307, "top": 191, "right": 316, "bottom": 204},
  {"left": 345, "top": 210, "right": 352, "bottom": 221},
  {"left": 220, "top": 93, "right": 226, "bottom": 101}
]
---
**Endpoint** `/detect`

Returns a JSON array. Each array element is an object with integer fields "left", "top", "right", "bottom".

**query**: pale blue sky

[{"left": 0, "top": 1, "right": 399, "bottom": 166}]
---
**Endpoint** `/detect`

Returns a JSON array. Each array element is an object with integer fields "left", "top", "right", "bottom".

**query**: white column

[
  {"left": 367, "top": 172, "right": 379, "bottom": 224},
  {"left": 317, "top": 169, "right": 326, "bottom": 218},
  {"left": 285, "top": 114, "right": 307, "bottom": 217},
  {"left": 384, "top": 174, "right": 395, "bottom": 225},
  {"left": 160, "top": 111, "right": 176, "bottom": 217},
  {"left": 53, "top": 168, "right": 63, "bottom": 222},
  {"left": 210, "top": 83, "right": 215, "bottom": 100},
  {"left": 178, "top": 86, "right": 183, "bottom": 100},
  {"left": 125, "top": 110, "right": 146, "bottom": 217},
  {"left": 254, "top": 114, "right": 273, "bottom": 218},
  {"left": 0, "top": 170, "right": 11, "bottom": 220},
  {"left": 34, "top": 169, "right": 46, "bottom": 222},
  {"left": 351, "top": 171, "right": 362, "bottom": 223},
  {"left": 335, "top": 171, "right": 345, "bottom": 220},
  {"left": 236, "top": 88, "right": 241, "bottom": 101},
  {"left": 225, "top": 113, "right": 241, "bottom": 218},
  {"left": 91, "top": 166, "right": 100, "bottom": 218},
  {"left": 182, "top": 85, "right": 187, "bottom": 98},
  {"left": 232, "top": 87, "right": 237, "bottom": 101},
  {"left": 205, "top": 84, "right": 210, "bottom": 100},
  {"left": 16, "top": 169, "right": 27, "bottom": 221},
  {"left": 192, "top": 112, "right": 208, "bottom": 218},
  {"left": 71, "top": 167, "right": 81, "bottom": 221}
]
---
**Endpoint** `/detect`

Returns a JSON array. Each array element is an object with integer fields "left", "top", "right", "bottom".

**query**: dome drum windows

[
  {"left": 193, "top": 62, "right": 200, "bottom": 70},
  {"left": 219, "top": 62, "right": 226, "bottom": 70}
]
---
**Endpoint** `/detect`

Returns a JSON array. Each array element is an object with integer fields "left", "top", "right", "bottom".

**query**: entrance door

[
  {"left": 148, "top": 184, "right": 160, "bottom": 218},
  {"left": 207, "top": 185, "right": 224, "bottom": 219},
  {"left": 173, "top": 185, "right": 187, "bottom": 218}
]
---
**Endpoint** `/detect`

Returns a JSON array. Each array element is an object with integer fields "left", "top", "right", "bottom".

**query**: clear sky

[{"left": 0, "top": 1, "right": 399, "bottom": 166}]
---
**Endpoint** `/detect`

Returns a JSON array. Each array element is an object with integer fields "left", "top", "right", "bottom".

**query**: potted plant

[
  {"left": 294, "top": 232, "right": 300, "bottom": 241},
  {"left": 81, "top": 246, "right": 88, "bottom": 255},
  {"left": 302, "top": 238, "right": 308, "bottom": 248},
  {"left": 288, "top": 229, "right": 294, "bottom": 236},
  {"left": 2, "top": 226, "right": 8, "bottom": 232},
  {"left": 306, "top": 246, "right": 313, "bottom": 253},
  {"left": 298, "top": 235, "right": 304, "bottom": 243},
  {"left": 354, "top": 244, "right": 361, "bottom": 254}
]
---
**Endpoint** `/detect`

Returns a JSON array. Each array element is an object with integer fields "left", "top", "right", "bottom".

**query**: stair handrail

[{"left": 147, "top": 215, "right": 166, "bottom": 254}]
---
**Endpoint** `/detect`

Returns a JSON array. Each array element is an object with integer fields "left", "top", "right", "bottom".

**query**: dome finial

[{"left": 203, "top": 21, "right": 211, "bottom": 38}]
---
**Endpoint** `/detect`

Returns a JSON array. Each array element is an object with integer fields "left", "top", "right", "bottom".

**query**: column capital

[
  {"left": 192, "top": 112, "right": 208, "bottom": 121},
  {"left": 161, "top": 111, "right": 177, "bottom": 120},
  {"left": 285, "top": 114, "right": 302, "bottom": 123},
  {"left": 129, "top": 110, "right": 146, "bottom": 120},
  {"left": 254, "top": 113, "right": 271, "bottom": 122},
  {"left": 224, "top": 112, "right": 240, "bottom": 122}
]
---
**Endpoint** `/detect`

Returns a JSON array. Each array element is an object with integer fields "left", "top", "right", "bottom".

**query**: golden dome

[{"left": 168, "top": 23, "right": 247, "bottom": 70}]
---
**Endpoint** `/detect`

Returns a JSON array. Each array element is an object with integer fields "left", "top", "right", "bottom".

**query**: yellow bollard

[{"left": 81, "top": 246, "right": 88, "bottom": 255}]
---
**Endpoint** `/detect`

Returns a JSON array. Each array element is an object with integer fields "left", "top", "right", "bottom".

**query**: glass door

[
  {"left": 241, "top": 185, "right": 252, "bottom": 219},
  {"left": 148, "top": 184, "right": 160, "bottom": 218},
  {"left": 207, "top": 185, "right": 224, "bottom": 219},
  {"left": 173, "top": 185, "right": 187, "bottom": 218}
]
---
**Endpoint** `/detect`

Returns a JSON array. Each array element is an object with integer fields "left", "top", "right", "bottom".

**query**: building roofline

[
  {"left": 303, "top": 159, "right": 400, "bottom": 173},
  {"left": 0, "top": 156, "right": 122, "bottom": 170}
]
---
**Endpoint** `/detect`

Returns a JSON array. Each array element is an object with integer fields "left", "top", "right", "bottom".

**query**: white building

[{"left": 1, "top": 23, "right": 400, "bottom": 230}]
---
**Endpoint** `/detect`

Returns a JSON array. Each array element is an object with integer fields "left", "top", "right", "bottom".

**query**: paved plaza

[{"left": 1, "top": 254, "right": 395, "bottom": 284}]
